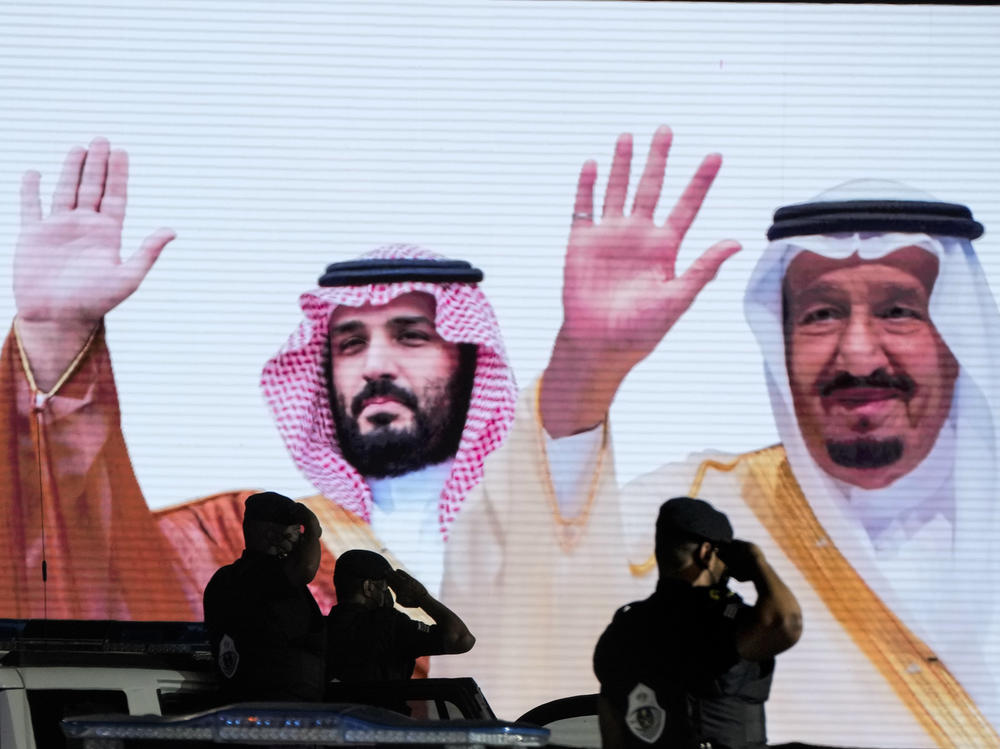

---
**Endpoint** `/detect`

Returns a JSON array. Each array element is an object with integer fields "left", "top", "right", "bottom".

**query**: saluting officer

[
  {"left": 593, "top": 497, "right": 803, "bottom": 749},
  {"left": 203, "top": 491, "right": 325, "bottom": 702}
]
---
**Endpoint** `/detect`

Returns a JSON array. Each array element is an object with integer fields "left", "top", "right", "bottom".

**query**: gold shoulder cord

[
  {"left": 533, "top": 378, "right": 609, "bottom": 553},
  {"left": 13, "top": 319, "right": 100, "bottom": 404},
  {"left": 731, "top": 447, "right": 997, "bottom": 748}
]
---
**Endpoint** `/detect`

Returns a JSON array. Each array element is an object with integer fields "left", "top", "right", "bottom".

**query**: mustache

[
  {"left": 350, "top": 379, "right": 420, "bottom": 418},
  {"left": 817, "top": 368, "right": 916, "bottom": 399}
]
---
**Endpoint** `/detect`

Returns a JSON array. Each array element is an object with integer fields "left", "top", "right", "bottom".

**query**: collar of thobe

[
  {"left": 367, "top": 459, "right": 454, "bottom": 514},
  {"left": 367, "top": 460, "right": 452, "bottom": 597}
]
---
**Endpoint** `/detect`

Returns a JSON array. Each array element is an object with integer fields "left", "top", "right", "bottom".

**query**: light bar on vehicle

[{"left": 62, "top": 702, "right": 550, "bottom": 746}]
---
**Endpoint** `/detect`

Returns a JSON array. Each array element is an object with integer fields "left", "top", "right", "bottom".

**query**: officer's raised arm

[
  {"left": 391, "top": 569, "right": 475, "bottom": 654},
  {"left": 720, "top": 540, "right": 803, "bottom": 661},
  {"left": 282, "top": 502, "right": 323, "bottom": 588}
]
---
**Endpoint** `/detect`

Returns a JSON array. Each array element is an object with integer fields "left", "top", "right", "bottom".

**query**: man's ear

[{"left": 695, "top": 541, "right": 714, "bottom": 569}]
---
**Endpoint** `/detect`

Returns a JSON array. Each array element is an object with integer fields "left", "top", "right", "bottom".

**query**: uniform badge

[
  {"left": 219, "top": 634, "right": 239, "bottom": 679},
  {"left": 625, "top": 683, "right": 665, "bottom": 744}
]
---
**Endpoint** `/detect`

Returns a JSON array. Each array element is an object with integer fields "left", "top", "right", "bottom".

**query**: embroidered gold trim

[
  {"left": 533, "top": 378, "right": 608, "bottom": 553},
  {"left": 706, "top": 446, "right": 1000, "bottom": 748}
]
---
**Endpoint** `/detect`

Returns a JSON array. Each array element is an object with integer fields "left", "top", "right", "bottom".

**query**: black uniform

[
  {"left": 327, "top": 602, "right": 447, "bottom": 682},
  {"left": 203, "top": 550, "right": 326, "bottom": 702},
  {"left": 593, "top": 579, "right": 774, "bottom": 749}
]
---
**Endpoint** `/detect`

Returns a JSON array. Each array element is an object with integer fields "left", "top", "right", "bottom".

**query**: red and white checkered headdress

[{"left": 260, "top": 244, "right": 517, "bottom": 539}]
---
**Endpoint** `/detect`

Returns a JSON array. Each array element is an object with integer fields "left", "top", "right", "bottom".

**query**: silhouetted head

[
  {"left": 242, "top": 491, "right": 301, "bottom": 556},
  {"left": 333, "top": 549, "right": 394, "bottom": 607},
  {"left": 654, "top": 497, "right": 733, "bottom": 581}
]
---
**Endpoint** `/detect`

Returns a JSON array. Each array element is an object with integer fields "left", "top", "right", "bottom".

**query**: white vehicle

[
  {"left": 0, "top": 620, "right": 583, "bottom": 749},
  {"left": 0, "top": 620, "right": 217, "bottom": 749}
]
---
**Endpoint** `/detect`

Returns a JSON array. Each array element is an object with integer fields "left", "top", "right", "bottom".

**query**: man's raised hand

[
  {"left": 541, "top": 127, "right": 741, "bottom": 437},
  {"left": 14, "top": 138, "right": 174, "bottom": 390}
]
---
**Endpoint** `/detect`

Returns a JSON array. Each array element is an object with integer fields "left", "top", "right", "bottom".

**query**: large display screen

[{"left": 1, "top": 2, "right": 998, "bottom": 746}]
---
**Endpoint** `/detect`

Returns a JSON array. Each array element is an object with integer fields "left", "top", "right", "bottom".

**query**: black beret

[
  {"left": 334, "top": 549, "right": 393, "bottom": 589},
  {"left": 656, "top": 497, "right": 733, "bottom": 544},
  {"left": 243, "top": 491, "right": 299, "bottom": 525}
]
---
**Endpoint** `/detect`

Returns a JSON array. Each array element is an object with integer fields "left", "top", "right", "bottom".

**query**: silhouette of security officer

[
  {"left": 594, "top": 497, "right": 803, "bottom": 749},
  {"left": 203, "top": 491, "right": 325, "bottom": 701}
]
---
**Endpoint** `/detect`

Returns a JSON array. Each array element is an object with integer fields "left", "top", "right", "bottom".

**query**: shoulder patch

[
  {"left": 625, "top": 683, "right": 666, "bottom": 744},
  {"left": 219, "top": 634, "right": 239, "bottom": 679}
]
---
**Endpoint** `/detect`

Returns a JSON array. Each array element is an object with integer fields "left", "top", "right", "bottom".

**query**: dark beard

[
  {"left": 825, "top": 438, "right": 904, "bottom": 469},
  {"left": 329, "top": 344, "right": 476, "bottom": 479}
]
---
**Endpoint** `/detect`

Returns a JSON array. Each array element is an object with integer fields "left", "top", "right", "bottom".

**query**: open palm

[
  {"left": 561, "top": 127, "right": 740, "bottom": 371},
  {"left": 15, "top": 137, "right": 174, "bottom": 326},
  {"left": 541, "top": 127, "right": 740, "bottom": 437}
]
